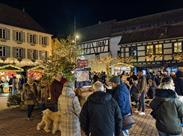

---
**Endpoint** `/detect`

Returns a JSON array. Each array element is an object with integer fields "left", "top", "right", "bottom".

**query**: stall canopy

[
  {"left": 27, "top": 65, "right": 45, "bottom": 80},
  {"left": 0, "top": 64, "right": 24, "bottom": 72},
  {"left": 27, "top": 65, "right": 45, "bottom": 72}
]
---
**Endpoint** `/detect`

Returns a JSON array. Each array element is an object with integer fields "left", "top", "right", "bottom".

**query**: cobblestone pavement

[
  {"left": 1, "top": 96, "right": 182, "bottom": 136},
  {"left": 0, "top": 105, "right": 159, "bottom": 136}
]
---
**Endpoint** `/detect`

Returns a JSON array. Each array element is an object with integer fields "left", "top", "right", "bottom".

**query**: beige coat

[{"left": 58, "top": 86, "right": 81, "bottom": 136}]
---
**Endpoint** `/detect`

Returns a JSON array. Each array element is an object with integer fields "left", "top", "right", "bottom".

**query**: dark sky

[{"left": 0, "top": 0, "right": 183, "bottom": 36}]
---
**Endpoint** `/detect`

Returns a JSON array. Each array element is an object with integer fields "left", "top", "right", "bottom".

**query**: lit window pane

[{"left": 155, "top": 44, "right": 162, "bottom": 54}]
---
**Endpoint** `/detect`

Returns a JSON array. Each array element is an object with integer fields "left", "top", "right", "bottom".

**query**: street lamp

[
  {"left": 75, "top": 34, "right": 80, "bottom": 40},
  {"left": 74, "top": 33, "right": 80, "bottom": 45}
]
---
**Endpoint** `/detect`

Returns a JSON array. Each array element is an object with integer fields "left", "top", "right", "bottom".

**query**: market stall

[
  {"left": 27, "top": 65, "right": 45, "bottom": 80},
  {"left": 0, "top": 64, "right": 24, "bottom": 93}
]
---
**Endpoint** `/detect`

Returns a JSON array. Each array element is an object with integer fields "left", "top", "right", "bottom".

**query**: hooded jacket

[
  {"left": 80, "top": 91, "right": 122, "bottom": 136},
  {"left": 150, "top": 89, "right": 183, "bottom": 135}
]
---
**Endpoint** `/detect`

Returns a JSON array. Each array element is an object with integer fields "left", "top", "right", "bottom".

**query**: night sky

[{"left": 0, "top": 0, "right": 183, "bottom": 36}]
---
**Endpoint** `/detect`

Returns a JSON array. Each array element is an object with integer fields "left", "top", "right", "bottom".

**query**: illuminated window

[
  {"left": 174, "top": 42, "right": 182, "bottom": 53},
  {"left": 146, "top": 45, "right": 153, "bottom": 55},
  {"left": 155, "top": 44, "right": 162, "bottom": 54}
]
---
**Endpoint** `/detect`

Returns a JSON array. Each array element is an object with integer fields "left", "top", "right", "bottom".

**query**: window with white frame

[
  {"left": 39, "top": 36, "right": 48, "bottom": 46},
  {"left": 28, "top": 34, "right": 37, "bottom": 44},
  {"left": 0, "top": 29, "right": 6, "bottom": 39},
  {"left": 16, "top": 48, "right": 23, "bottom": 58},
  {"left": 155, "top": 44, "right": 162, "bottom": 54},
  {"left": 146, "top": 45, "right": 153, "bottom": 55},
  {"left": 174, "top": 42, "right": 182, "bottom": 53},
  {"left": 15, "top": 31, "right": 23, "bottom": 42},
  {"left": 0, "top": 46, "right": 6, "bottom": 57}
]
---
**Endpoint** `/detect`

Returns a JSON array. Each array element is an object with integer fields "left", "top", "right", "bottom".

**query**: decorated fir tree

[{"left": 43, "top": 36, "right": 80, "bottom": 81}]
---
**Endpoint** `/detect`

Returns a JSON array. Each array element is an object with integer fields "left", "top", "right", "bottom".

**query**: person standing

[
  {"left": 137, "top": 69, "right": 147, "bottom": 115},
  {"left": 58, "top": 82, "right": 81, "bottom": 136},
  {"left": 80, "top": 81, "right": 122, "bottom": 136},
  {"left": 150, "top": 77, "right": 183, "bottom": 136},
  {"left": 50, "top": 73, "right": 67, "bottom": 111},
  {"left": 175, "top": 70, "right": 183, "bottom": 96},
  {"left": 109, "top": 76, "right": 131, "bottom": 136},
  {"left": 37, "top": 78, "right": 50, "bottom": 111},
  {"left": 22, "top": 83, "right": 36, "bottom": 120}
]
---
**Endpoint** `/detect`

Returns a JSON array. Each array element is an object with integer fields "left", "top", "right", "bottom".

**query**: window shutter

[
  {"left": 5, "top": 46, "right": 10, "bottom": 58},
  {"left": 27, "top": 49, "right": 32, "bottom": 59},
  {"left": 22, "top": 32, "right": 25, "bottom": 42},
  {"left": 35, "top": 35, "right": 38, "bottom": 44},
  {"left": 13, "top": 30, "right": 16, "bottom": 41},
  {"left": 39, "top": 35, "right": 42, "bottom": 45},
  {"left": 35, "top": 50, "right": 38, "bottom": 59},
  {"left": 6, "top": 29, "right": 10, "bottom": 40},
  {"left": 27, "top": 33, "right": 30, "bottom": 43},
  {"left": 38, "top": 51, "right": 41, "bottom": 60},
  {"left": 22, "top": 48, "right": 25, "bottom": 59},
  {"left": 12, "top": 47, "right": 17, "bottom": 57}
]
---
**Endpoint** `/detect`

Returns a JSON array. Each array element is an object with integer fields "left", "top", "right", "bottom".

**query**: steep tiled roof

[
  {"left": 0, "top": 3, "right": 46, "bottom": 33},
  {"left": 112, "top": 8, "right": 183, "bottom": 35},
  {"left": 119, "top": 24, "right": 183, "bottom": 44},
  {"left": 77, "top": 20, "right": 115, "bottom": 42},
  {"left": 78, "top": 8, "right": 183, "bottom": 43}
]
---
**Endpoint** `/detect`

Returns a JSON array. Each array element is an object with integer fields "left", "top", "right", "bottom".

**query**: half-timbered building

[{"left": 78, "top": 8, "right": 183, "bottom": 72}]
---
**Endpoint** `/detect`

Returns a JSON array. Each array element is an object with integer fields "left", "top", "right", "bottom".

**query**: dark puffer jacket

[
  {"left": 175, "top": 70, "right": 183, "bottom": 96},
  {"left": 80, "top": 91, "right": 122, "bottom": 136},
  {"left": 150, "top": 89, "right": 183, "bottom": 135}
]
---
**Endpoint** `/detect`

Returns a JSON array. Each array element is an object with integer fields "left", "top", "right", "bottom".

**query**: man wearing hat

[{"left": 109, "top": 76, "right": 131, "bottom": 136}]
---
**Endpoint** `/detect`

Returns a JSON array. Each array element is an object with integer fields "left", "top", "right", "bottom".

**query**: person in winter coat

[
  {"left": 150, "top": 77, "right": 183, "bottom": 136},
  {"left": 137, "top": 69, "right": 148, "bottom": 115},
  {"left": 22, "top": 83, "right": 37, "bottom": 120},
  {"left": 37, "top": 79, "right": 50, "bottom": 110},
  {"left": 147, "top": 79, "right": 157, "bottom": 99},
  {"left": 50, "top": 73, "right": 67, "bottom": 111},
  {"left": 109, "top": 76, "right": 131, "bottom": 136},
  {"left": 175, "top": 70, "right": 183, "bottom": 96},
  {"left": 80, "top": 81, "right": 122, "bottom": 136},
  {"left": 130, "top": 78, "right": 139, "bottom": 108},
  {"left": 58, "top": 82, "right": 81, "bottom": 136}
]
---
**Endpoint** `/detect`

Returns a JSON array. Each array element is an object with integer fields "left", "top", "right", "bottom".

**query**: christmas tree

[{"left": 43, "top": 36, "right": 81, "bottom": 81}]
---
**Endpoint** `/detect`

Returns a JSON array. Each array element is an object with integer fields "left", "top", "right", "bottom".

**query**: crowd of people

[
  {"left": 19, "top": 69, "right": 183, "bottom": 136},
  {"left": 0, "top": 74, "right": 26, "bottom": 95}
]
